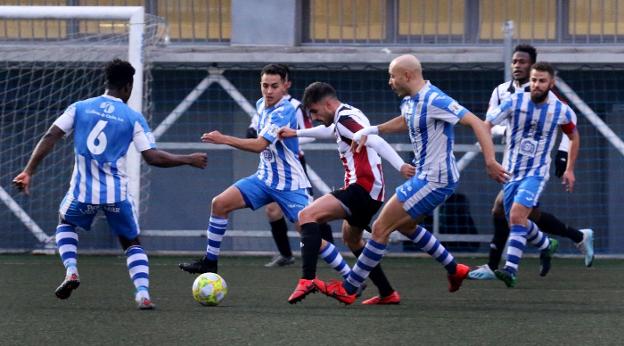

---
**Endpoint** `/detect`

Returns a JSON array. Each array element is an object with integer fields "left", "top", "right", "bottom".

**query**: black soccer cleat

[
  {"left": 539, "top": 238, "right": 559, "bottom": 277},
  {"left": 179, "top": 256, "right": 218, "bottom": 274},
  {"left": 55, "top": 273, "right": 80, "bottom": 300}
]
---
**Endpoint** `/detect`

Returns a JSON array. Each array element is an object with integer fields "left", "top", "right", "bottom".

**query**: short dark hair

[
  {"left": 260, "top": 63, "right": 287, "bottom": 82},
  {"left": 513, "top": 44, "right": 537, "bottom": 63},
  {"left": 302, "top": 82, "right": 336, "bottom": 108},
  {"left": 277, "top": 64, "right": 292, "bottom": 81},
  {"left": 531, "top": 62, "right": 555, "bottom": 77},
  {"left": 104, "top": 59, "right": 135, "bottom": 89}
]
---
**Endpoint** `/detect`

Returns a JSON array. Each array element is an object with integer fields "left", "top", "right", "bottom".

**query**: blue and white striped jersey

[
  {"left": 401, "top": 81, "right": 468, "bottom": 184},
  {"left": 486, "top": 92, "right": 577, "bottom": 181},
  {"left": 255, "top": 97, "right": 311, "bottom": 190},
  {"left": 53, "top": 95, "right": 156, "bottom": 204}
]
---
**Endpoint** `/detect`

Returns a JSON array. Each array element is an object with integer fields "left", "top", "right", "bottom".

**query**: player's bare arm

[
  {"left": 562, "top": 129, "right": 580, "bottom": 192},
  {"left": 201, "top": 130, "right": 270, "bottom": 153},
  {"left": 142, "top": 149, "right": 207, "bottom": 169},
  {"left": 13, "top": 124, "right": 66, "bottom": 195},
  {"left": 462, "top": 113, "right": 508, "bottom": 183}
]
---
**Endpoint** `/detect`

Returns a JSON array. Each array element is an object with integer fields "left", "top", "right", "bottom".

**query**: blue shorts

[
  {"left": 59, "top": 195, "right": 140, "bottom": 239},
  {"left": 234, "top": 175, "right": 311, "bottom": 223},
  {"left": 503, "top": 176, "right": 547, "bottom": 217},
  {"left": 396, "top": 177, "right": 457, "bottom": 219}
]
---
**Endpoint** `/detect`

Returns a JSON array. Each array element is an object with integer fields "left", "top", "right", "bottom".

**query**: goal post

[{"left": 0, "top": 5, "right": 147, "bottom": 245}]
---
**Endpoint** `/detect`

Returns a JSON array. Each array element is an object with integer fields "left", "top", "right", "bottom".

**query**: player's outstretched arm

[
  {"left": 13, "top": 125, "right": 66, "bottom": 194},
  {"left": 365, "top": 135, "right": 415, "bottom": 179},
  {"left": 352, "top": 115, "right": 407, "bottom": 153},
  {"left": 562, "top": 129, "right": 579, "bottom": 192},
  {"left": 142, "top": 149, "right": 207, "bottom": 168},
  {"left": 462, "top": 113, "right": 508, "bottom": 183},
  {"left": 201, "top": 130, "right": 270, "bottom": 153}
]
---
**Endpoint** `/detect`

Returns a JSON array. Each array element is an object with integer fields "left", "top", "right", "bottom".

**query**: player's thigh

[
  {"left": 104, "top": 199, "right": 140, "bottom": 240},
  {"left": 298, "top": 193, "right": 346, "bottom": 224},
  {"left": 371, "top": 195, "right": 415, "bottom": 239},
  {"left": 271, "top": 188, "right": 311, "bottom": 224},
  {"left": 59, "top": 196, "right": 97, "bottom": 230},
  {"left": 264, "top": 202, "right": 284, "bottom": 221},
  {"left": 492, "top": 190, "right": 505, "bottom": 216}
]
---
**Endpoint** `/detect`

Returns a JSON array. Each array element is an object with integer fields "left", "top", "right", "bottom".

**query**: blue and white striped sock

[
  {"left": 408, "top": 226, "right": 457, "bottom": 274},
  {"left": 504, "top": 224, "right": 528, "bottom": 274},
  {"left": 526, "top": 221, "right": 550, "bottom": 251},
  {"left": 126, "top": 245, "right": 149, "bottom": 291},
  {"left": 344, "top": 239, "right": 386, "bottom": 295},
  {"left": 55, "top": 224, "right": 78, "bottom": 277},
  {"left": 206, "top": 216, "right": 228, "bottom": 261},
  {"left": 319, "top": 242, "right": 350, "bottom": 279}
]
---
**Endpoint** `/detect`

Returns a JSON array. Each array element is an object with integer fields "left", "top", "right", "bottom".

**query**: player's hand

[
  {"left": 554, "top": 150, "right": 568, "bottom": 178},
  {"left": 13, "top": 171, "right": 31, "bottom": 195},
  {"left": 485, "top": 160, "right": 509, "bottom": 183},
  {"left": 278, "top": 127, "right": 297, "bottom": 139},
  {"left": 201, "top": 130, "right": 225, "bottom": 144},
  {"left": 400, "top": 163, "right": 416, "bottom": 179},
  {"left": 187, "top": 153, "right": 208, "bottom": 169},
  {"left": 350, "top": 134, "right": 368, "bottom": 153},
  {"left": 562, "top": 169, "right": 575, "bottom": 192},
  {"left": 245, "top": 127, "right": 258, "bottom": 139}
]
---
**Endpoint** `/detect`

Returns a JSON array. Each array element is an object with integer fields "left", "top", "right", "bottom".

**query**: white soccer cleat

[
  {"left": 467, "top": 264, "right": 495, "bottom": 280},
  {"left": 135, "top": 291, "right": 155, "bottom": 310},
  {"left": 575, "top": 228, "right": 595, "bottom": 267}
]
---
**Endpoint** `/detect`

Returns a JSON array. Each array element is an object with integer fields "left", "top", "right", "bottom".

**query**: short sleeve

[
  {"left": 487, "top": 87, "right": 500, "bottom": 114},
  {"left": 53, "top": 103, "right": 77, "bottom": 134},
  {"left": 486, "top": 97, "right": 514, "bottom": 125},
  {"left": 429, "top": 95, "right": 468, "bottom": 124},
  {"left": 133, "top": 114, "right": 157, "bottom": 152},
  {"left": 559, "top": 104, "right": 578, "bottom": 135},
  {"left": 259, "top": 106, "right": 292, "bottom": 143}
]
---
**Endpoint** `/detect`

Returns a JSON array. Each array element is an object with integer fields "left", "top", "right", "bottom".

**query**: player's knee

[
  {"left": 341, "top": 231, "right": 361, "bottom": 250},
  {"left": 370, "top": 220, "right": 392, "bottom": 241},
  {"left": 298, "top": 207, "right": 318, "bottom": 224},
  {"left": 491, "top": 202, "right": 505, "bottom": 218},
  {"left": 211, "top": 195, "right": 228, "bottom": 216},
  {"left": 508, "top": 212, "right": 526, "bottom": 226},
  {"left": 119, "top": 236, "right": 141, "bottom": 250},
  {"left": 265, "top": 203, "right": 283, "bottom": 221}
]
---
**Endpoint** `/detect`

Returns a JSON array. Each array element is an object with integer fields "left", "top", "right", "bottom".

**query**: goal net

[{"left": 0, "top": 6, "right": 164, "bottom": 250}]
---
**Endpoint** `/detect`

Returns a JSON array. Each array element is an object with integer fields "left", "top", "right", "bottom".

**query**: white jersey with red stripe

[{"left": 332, "top": 103, "right": 384, "bottom": 201}]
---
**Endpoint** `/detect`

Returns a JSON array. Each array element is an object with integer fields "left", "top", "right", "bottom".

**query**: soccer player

[
  {"left": 246, "top": 65, "right": 333, "bottom": 268},
  {"left": 178, "top": 64, "right": 350, "bottom": 279},
  {"left": 317, "top": 54, "right": 508, "bottom": 304},
  {"left": 486, "top": 62, "right": 580, "bottom": 288},
  {"left": 469, "top": 45, "right": 594, "bottom": 281},
  {"left": 12, "top": 59, "right": 208, "bottom": 309},
  {"left": 279, "top": 81, "right": 415, "bottom": 304}
]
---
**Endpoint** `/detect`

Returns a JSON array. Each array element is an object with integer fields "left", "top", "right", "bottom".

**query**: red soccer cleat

[
  {"left": 447, "top": 263, "right": 470, "bottom": 292},
  {"left": 320, "top": 280, "right": 357, "bottom": 305},
  {"left": 288, "top": 278, "right": 317, "bottom": 304},
  {"left": 362, "top": 290, "right": 401, "bottom": 305}
]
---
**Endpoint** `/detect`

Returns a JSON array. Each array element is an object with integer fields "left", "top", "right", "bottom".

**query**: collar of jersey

[{"left": 102, "top": 94, "right": 123, "bottom": 102}]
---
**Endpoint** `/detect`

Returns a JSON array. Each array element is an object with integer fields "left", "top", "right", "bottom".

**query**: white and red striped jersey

[{"left": 333, "top": 104, "right": 384, "bottom": 201}]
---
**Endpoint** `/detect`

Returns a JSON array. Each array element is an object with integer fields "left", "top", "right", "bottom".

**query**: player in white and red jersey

[{"left": 280, "top": 81, "right": 415, "bottom": 304}]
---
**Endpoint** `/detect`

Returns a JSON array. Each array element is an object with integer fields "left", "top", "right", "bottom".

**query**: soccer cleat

[
  {"left": 468, "top": 264, "right": 496, "bottom": 280},
  {"left": 447, "top": 263, "right": 470, "bottom": 292},
  {"left": 362, "top": 291, "right": 401, "bottom": 305},
  {"left": 494, "top": 268, "right": 517, "bottom": 288},
  {"left": 264, "top": 255, "right": 295, "bottom": 268},
  {"left": 136, "top": 296, "right": 155, "bottom": 310},
  {"left": 320, "top": 280, "right": 357, "bottom": 305},
  {"left": 539, "top": 238, "right": 559, "bottom": 277},
  {"left": 54, "top": 273, "right": 80, "bottom": 300},
  {"left": 287, "top": 278, "right": 317, "bottom": 304},
  {"left": 575, "top": 229, "right": 595, "bottom": 267},
  {"left": 179, "top": 256, "right": 218, "bottom": 274}
]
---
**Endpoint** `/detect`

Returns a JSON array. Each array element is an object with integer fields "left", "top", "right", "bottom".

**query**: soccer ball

[{"left": 192, "top": 272, "right": 228, "bottom": 306}]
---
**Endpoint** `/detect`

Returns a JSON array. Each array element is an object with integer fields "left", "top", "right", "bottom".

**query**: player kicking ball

[
  {"left": 316, "top": 54, "right": 508, "bottom": 305},
  {"left": 279, "top": 82, "right": 414, "bottom": 304},
  {"left": 13, "top": 59, "right": 208, "bottom": 309}
]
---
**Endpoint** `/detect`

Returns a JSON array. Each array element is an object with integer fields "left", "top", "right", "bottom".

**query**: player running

[
  {"left": 316, "top": 54, "right": 507, "bottom": 305},
  {"left": 279, "top": 82, "right": 414, "bottom": 304},
  {"left": 485, "top": 62, "right": 580, "bottom": 288},
  {"left": 13, "top": 59, "right": 208, "bottom": 309}
]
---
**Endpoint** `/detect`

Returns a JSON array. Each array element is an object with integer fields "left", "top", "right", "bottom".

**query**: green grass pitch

[{"left": 1, "top": 254, "right": 622, "bottom": 345}]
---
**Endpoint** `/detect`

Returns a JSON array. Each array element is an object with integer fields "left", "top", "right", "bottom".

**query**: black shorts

[{"left": 330, "top": 183, "right": 383, "bottom": 229}]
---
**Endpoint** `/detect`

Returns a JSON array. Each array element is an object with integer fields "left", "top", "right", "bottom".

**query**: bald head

[{"left": 388, "top": 54, "right": 425, "bottom": 97}]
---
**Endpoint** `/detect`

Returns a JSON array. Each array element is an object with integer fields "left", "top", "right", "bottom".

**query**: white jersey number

[{"left": 87, "top": 120, "right": 108, "bottom": 155}]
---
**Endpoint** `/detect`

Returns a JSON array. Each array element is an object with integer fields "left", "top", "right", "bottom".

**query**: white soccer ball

[{"left": 192, "top": 272, "right": 228, "bottom": 306}]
